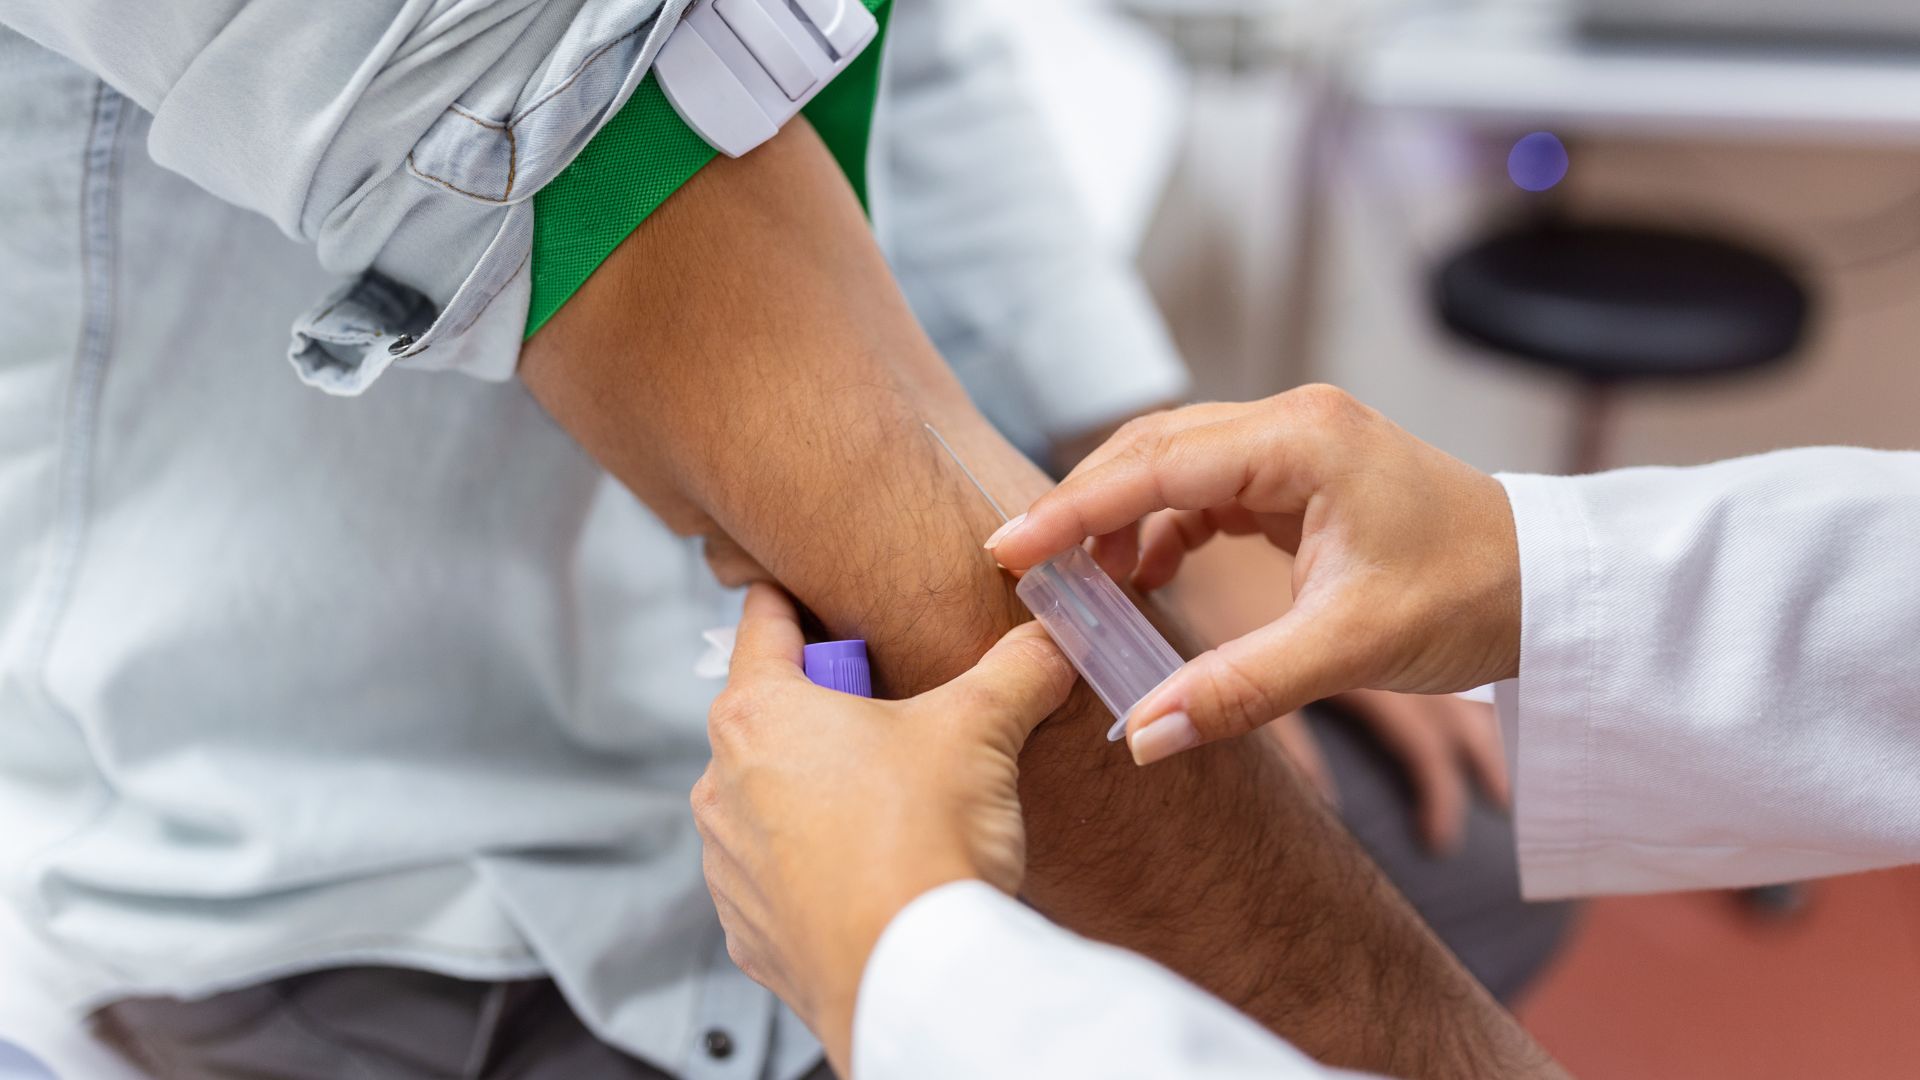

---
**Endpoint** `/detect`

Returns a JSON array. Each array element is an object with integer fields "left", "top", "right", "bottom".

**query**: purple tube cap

[{"left": 804, "top": 640, "right": 872, "bottom": 698}]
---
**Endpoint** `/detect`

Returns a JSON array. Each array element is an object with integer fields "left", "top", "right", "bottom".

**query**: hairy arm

[{"left": 522, "top": 122, "right": 1557, "bottom": 1079}]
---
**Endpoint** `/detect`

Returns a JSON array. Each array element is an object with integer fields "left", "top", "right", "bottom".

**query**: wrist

[
  {"left": 1492, "top": 492, "right": 1523, "bottom": 683},
  {"left": 1471, "top": 470, "right": 1524, "bottom": 684},
  {"left": 813, "top": 858, "right": 980, "bottom": 1071}
]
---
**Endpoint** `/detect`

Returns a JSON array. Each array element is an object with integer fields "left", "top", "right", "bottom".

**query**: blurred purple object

[
  {"left": 803, "top": 640, "right": 871, "bottom": 698},
  {"left": 1508, "top": 132, "right": 1570, "bottom": 192}
]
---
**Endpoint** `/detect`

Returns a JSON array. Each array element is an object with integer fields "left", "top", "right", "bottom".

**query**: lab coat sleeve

[
  {"left": 854, "top": 880, "right": 1378, "bottom": 1080},
  {"left": 877, "top": 2, "right": 1190, "bottom": 456},
  {"left": 1495, "top": 448, "right": 1920, "bottom": 899},
  {"left": 0, "top": 0, "right": 687, "bottom": 394}
]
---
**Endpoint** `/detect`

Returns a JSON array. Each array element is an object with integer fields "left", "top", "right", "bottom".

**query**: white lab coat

[{"left": 851, "top": 446, "right": 1920, "bottom": 1080}]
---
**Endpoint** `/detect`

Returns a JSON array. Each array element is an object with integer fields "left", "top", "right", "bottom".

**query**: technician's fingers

[
  {"left": 995, "top": 389, "right": 1363, "bottom": 573},
  {"left": 1133, "top": 509, "right": 1223, "bottom": 591},
  {"left": 726, "top": 582, "right": 808, "bottom": 684},
  {"left": 1036, "top": 404, "right": 1251, "bottom": 582},
  {"left": 707, "top": 881, "right": 770, "bottom": 985},
  {"left": 697, "top": 813, "right": 776, "bottom": 948},
  {"left": 993, "top": 417, "right": 1291, "bottom": 572},
  {"left": 1124, "top": 599, "right": 1363, "bottom": 766},
  {"left": 928, "top": 623, "right": 1077, "bottom": 754},
  {"left": 1132, "top": 502, "right": 1304, "bottom": 592},
  {"left": 1058, "top": 402, "right": 1253, "bottom": 485},
  {"left": 1090, "top": 526, "right": 1142, "bottom": 584}
]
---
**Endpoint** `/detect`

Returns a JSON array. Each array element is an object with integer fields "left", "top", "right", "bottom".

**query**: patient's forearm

[
  {"left": 522, "top": 125, "right": 1035, "bottom": 689},
  {"left": 521, "top": 122, "right": 1557, "bottom": 1079}
]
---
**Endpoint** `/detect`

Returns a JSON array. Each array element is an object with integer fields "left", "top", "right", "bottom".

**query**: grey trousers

[
  {"left": 93, "top": 969, "right": 839, "bottom": 1080},
  {"left": 1304, "top": 704, "right": 1575, "bottom": 1001},
  {"left": 91, "top": 708, "right": 1570, "bottom": 1078}
]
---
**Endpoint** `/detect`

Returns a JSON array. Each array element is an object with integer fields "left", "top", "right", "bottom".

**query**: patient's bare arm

[{"left": 521, "top": 122, "right": 1559, "bottom": 1079}]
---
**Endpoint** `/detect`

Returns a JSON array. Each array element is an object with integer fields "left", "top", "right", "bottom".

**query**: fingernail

[
  {"left": 984, "top": 513, "right": 1026, "bottom": 550},
  {"left": 1129, "top": 711, "right": 1199, "bottom": 766}
]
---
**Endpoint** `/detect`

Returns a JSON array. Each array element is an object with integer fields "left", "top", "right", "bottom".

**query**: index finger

[
  {"left": 726, "top": 582, "right": 808, "bottom": 685},
  {"left": 991, "top": 417, "right": 1292, "bottom": 571}
]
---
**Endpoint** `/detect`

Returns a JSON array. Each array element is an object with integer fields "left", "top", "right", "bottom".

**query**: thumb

[
  {"left": 1123, "top": 605, "right": 1361, "bottom": 767},
  {"left": 928, "top": 623, "right": 1078, "bottom": 754}
]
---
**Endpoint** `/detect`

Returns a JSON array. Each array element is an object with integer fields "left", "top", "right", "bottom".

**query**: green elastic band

[{"left": 527, "top": 0, "right": 892, "bottom": 339}]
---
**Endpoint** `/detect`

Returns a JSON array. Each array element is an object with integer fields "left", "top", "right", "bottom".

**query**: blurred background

[{"left": 989, "top": 0, "right": 1920, "bottom": 1076}]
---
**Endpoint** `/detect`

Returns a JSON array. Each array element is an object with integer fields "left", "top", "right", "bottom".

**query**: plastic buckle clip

[{"left": 654, "top": 0, "right": 880, "bottom": 158}]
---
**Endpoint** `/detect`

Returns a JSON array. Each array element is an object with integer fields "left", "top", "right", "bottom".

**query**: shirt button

[{"left": 704, "top": 1028, "right": 734, "bottom": 1060}]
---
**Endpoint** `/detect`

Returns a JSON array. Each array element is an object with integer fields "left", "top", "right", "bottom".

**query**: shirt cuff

[
  {"left": 1012, "top": 269, "right": 1190, "bottom": 442},
  {"left": 1494, "top": 472, "right": 1602, "bottom": 900}
]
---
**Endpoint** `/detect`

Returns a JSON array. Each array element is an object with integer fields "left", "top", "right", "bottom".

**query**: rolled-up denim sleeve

[
  {"left": 0, "top": 0, "right": 689, "bottom": 394},
  {"left": 879, "top": 2, "right": 1189, "bottom": 455}
]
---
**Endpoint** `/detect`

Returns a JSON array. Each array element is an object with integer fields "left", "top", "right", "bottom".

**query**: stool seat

[{"left": 1436, "top": 223, "right": 1810, "bottom": 382}]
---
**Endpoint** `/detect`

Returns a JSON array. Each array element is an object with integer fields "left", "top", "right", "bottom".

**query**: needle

[
  {"left": 923, "top": 423, "right": 1010, "bottom": 524},
  {"left": 925, "top": 420, "right": 1098, "bottom": 625},
  {"left": 923, "top": 428, "right": 1181, "bottom": 744}
]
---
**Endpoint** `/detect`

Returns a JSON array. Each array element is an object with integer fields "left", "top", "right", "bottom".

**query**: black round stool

[{"left": 1435, "top": 221, "right": 1813, "bottom": 473}]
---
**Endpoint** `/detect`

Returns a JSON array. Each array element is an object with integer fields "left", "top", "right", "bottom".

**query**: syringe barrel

[{"left": 1015, "top": 545, "right": 1186, "bottom": 741}]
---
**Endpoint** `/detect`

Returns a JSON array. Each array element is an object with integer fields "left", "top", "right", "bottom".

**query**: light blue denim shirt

[{"left": 0, "top": 2, "right": 1185, "bottom": 1075}]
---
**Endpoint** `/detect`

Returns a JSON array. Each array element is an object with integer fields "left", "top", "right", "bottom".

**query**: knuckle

[
  {"left": 1199, "top": 653, "right": 1282, "bottom": 738},
  {"left": 948, "top": 679, "right": 1006, "bottom": 718},
  {"left": 724, "top": 937, "right": 755, "bottom": 978},
  {"left": 1133, "top": 422, "right": 1183, "bottom": 468},
  {"left": 1114, "top": 418, "right": 1185, "bottom": 476},
  {"left": 689, "top": 772, "right": 718, "bottom": 816},
  {"left": 1283, "top": 383, "right": 1360, "bottom": 427},
  {"left": 1003, "top": 632, "right": 1067, "bottom": 681},
  {"left": 1114, "top": 410, "right": 1172, "bottom": 448},
  {"left": 706, "top": 689, "right": 757, "bottom": 745},
  {"left": 707, "top": 688, "right": 742, "bottom": 727}
]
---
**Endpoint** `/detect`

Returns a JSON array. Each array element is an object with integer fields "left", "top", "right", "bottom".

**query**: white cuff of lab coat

[
  {"left": 854, "top": 880, "right": 1359, "bottom": 1080},
  {"left": 1495, "top": 472, "right": 1605, "bottom": 901},
  {"left": 1496, "top": 454, "right": 1920, "bottom": 898}
]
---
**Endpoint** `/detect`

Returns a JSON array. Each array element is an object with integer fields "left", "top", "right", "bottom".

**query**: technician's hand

[
  {"left": 692, "top": 583, "right": 1076, "bottom": 1076},
  {"left": 988, "top": 386, "right": 1521, "bottom": 766}
]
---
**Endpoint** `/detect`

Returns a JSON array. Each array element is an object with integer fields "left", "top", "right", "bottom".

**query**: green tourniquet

[{"left": 526, "top": 0, "right": 892, "bottom": 338}]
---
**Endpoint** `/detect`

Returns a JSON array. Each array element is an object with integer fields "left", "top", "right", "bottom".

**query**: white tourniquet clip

[{"left": 653, "top": 0, "right": 881, "bottom": 158}]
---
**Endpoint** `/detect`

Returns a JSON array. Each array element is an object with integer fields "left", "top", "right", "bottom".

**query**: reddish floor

[{"left": 1516, "top": 868, "right": 1920, "bottom": 1079}]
